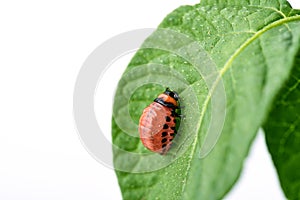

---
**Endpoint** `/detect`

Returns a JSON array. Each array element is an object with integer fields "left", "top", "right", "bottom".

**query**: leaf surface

[
  {"left": 263, "top": 49, "right": 300, "bottom": 199},
  {"left": 112, "top": 0, "right": 300, "bottom": 199}
]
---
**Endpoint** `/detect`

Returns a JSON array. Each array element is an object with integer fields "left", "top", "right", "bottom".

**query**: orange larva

[{"left": 138, "top": 88, "right": 180, "bottom": 155}]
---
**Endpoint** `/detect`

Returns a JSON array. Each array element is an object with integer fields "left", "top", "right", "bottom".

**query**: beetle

[{"left": 138, "top": 88, "right": 180, "bottom": 155}]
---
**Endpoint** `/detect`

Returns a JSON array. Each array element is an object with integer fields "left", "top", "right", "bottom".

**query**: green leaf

[
  {"left": 200, "top": 0, "right": 292, "bottom": 8},
  {"left": 263, "top": 49, "right": 300, "bottom": 199},
  {"left": 112, "top": 0, "right": 300, "bottom": 199}
]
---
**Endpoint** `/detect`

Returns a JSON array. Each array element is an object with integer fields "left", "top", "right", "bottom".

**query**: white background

[{"left": 1, "top": 0, "right": 299, "bottom": 199}]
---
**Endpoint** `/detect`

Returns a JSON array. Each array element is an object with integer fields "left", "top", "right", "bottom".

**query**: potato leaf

[{"left": 112, "top": 0, "right": 300, "bottom": 199}]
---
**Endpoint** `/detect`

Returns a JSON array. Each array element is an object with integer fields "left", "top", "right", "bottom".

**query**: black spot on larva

[
  {"left": 162, "top": 144, "right": 167, "bottom": 148},
  {"left": 170, "top": 133, "right": 175, "bottom": 137},
  {"left": 173, "top": 119, "right": 176, "bottom": 123},
  {"left": 169, "top": 139, "right": 173, "bottom": 142},
  {"left": 163, "top": 124, "right": 169, "bottom": 129},
  {"left": 161, "top": 132, "right": 168, "bottom": 137},
  {"left": 165, "top": 116, "right": 171, "bottom": 122},
  {"left": 171, "top": 127, "right": 176, "bottom": 130},
  {"left": 161, "top": 138, "right": 168, "bottom": 143}
]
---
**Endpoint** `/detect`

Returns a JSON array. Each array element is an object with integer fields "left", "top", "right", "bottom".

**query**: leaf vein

[
  {"left": 220, "top": 15, "right": 300, "bottom": 76},
  {"left": 180, "top": 13, "right": 300, "bottom": 198}
]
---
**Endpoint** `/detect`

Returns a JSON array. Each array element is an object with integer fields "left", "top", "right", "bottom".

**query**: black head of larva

[
  {"left": 154, "top": 88, "right": 179, "bottom": 108},
  {"left": 164, "top": 88, "right": 179, "bottom": 101}
]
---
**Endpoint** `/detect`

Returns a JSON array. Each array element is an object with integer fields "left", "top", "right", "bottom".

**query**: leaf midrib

[{"left": 180, "top": 12, "right": 300, "bottom": 198}]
